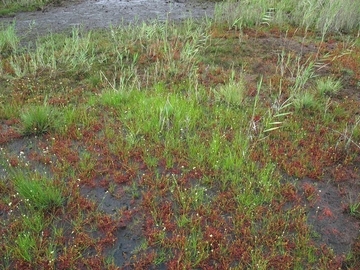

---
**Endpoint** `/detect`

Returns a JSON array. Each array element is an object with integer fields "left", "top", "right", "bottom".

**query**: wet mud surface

[
  {"left": 295, "top": 177, "right": 360, "bottom": 255},
  {"left": 2, "top": 131, "right": 359, "bottom": 267},
  {"left": 0, "top": 0, "right": 215, "bottom": 39}
]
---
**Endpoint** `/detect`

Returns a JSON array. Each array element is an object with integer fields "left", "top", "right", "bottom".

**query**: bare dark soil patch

[{"left": 294, "top": 176, "right": 360, "bottom": 255}]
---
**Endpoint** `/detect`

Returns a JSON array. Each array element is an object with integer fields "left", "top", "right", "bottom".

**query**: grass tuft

[
  {"left": 20, "top": 104, "right": 57, "bottom": 135},
  {"left": 317, "top": 76, "right": 342, "bottom": 96},
  {"left": 14, "top": 232, "right": 36, "bottom": 262},
  {"left": 213, "top": 71, "right": 246, "bottom": 107},
  {"left": 12, "top": 171, "right": 64, "bottom": 211},
  {"left": 293, "top": 91, "right": 318, "bottom": 111}
]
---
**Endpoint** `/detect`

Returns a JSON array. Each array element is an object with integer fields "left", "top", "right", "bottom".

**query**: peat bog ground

[{"left": 0, "top": 0, "right": 360, "bottom": 269}]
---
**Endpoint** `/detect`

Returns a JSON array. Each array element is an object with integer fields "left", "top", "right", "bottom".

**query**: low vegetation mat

[{"left": 1, "top": 0, "right": 360, "bottom": 268}]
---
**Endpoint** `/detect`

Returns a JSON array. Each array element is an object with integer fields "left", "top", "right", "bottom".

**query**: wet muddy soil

[
  {"left": 294, "top": 177, "right": 360, "bottom": 255},
  {"left": 2, "top": 130, "right": 359, "bottom": 267},
  {"left": 0, "top": 0, "right": 215, "bottom": 39}
]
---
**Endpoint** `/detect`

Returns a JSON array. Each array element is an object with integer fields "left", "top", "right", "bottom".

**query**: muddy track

[{"left": 0, "top": 0, "right": 215, "bottom": 39}]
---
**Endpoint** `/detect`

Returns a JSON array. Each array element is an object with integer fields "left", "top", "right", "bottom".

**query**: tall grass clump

[
  {"left": 10, "top": 35, "right": 58, "bottom": 77},
  {"left": 108, "top": 19, "right": 208, "bottom": 88},
  {"left": 0, "top": 24, "right": 19, "bottom": 56},
  {"left": 294, "top": 0, "right": 360, "bottom": 33},
  {"left": 214, "top": 0, "right": 360, "bottom": 34},
  {"left": 31, "top": 36, "right": 57, "bottom": 70},
  {"left": 60, "top": 27, "right": 96, "bottom": 72},
  {"left": 9, "top": 27, "right": 95, "bottom": 77}
]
